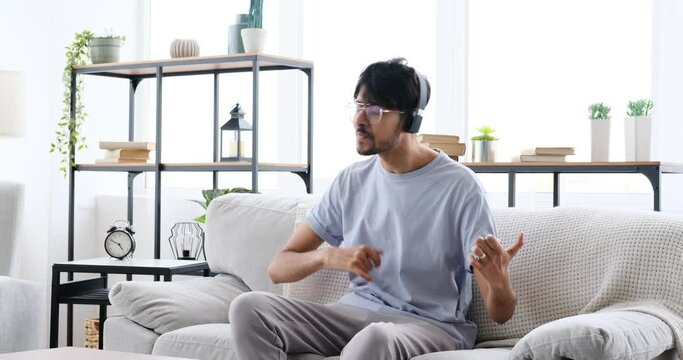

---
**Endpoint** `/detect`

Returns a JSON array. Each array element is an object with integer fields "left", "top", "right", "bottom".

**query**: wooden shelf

[
  {"left": 74, "top": 53, "right": 313, "bottom": 78},
  {"left": 75, "top": 162, "right": 308, "bottom": 173}
]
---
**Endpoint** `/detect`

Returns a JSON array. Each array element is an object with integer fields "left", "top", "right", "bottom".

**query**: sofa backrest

[
  {"left": 0, "top": 182, "right": 22, "bottom": 276},
  {"left": 207, "top": 194, "right": 683, "bottom": 345},
  {"left": 205, "top": 193, "right": 318, "bottom": 295}
]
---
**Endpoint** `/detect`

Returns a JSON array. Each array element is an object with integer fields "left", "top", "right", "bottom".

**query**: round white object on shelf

[{"left": 170, "top": 39, "right": 200, "bottom": 58}]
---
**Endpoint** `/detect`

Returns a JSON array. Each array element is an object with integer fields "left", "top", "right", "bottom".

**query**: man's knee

[
  {"left": 342, "top": 322, "right": 396, "bottom": 359},
  {"left": 228, "top": 291, "right": 275, "bottom": 327}
]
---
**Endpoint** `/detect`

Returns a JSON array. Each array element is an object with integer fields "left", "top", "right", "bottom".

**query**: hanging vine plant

[{"left": 50, "top": 29, "right": 94, "bottom": 177}]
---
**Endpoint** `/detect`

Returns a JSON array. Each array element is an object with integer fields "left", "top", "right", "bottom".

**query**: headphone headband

[{"left": 404, "top": 72, "right": 427, "bottom": 133}]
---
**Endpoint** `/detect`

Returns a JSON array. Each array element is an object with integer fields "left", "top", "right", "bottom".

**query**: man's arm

[
  {"left": 469, "top": 233, "right": 524, "bottom": 324},
  {"left": 268, "top": 222, "right": 382, "bottom": 284}
]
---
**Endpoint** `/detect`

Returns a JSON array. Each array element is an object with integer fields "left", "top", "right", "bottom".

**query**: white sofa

[
  {"left": 0, "top": 182, "right": 43, "bottom": 353},
  {"left": 104, "top": 193, "right": 682, "bottom": 359}
]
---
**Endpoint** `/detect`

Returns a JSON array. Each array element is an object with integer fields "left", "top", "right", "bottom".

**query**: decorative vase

[
  {"left": 624, "top": 116, "right": 652, "bottom": 161},
  {"left": 590, "top": 119, "right": 610, "bottom": 162},
  {"left": 228, "top": 14, "right": 250, "bottom": 54},
  {"left": 168, "top": 222, "right": 205, "bottom": 260},
  {"left": 170, "top": 39, "right": 200, "bottom": 58},
  {"left": 241, "top": 28, "right": 268, "bottom": 53},
  {"left": 89, "top": 37, "right": 123, "bottom": 64},
  {"left": 471, "top": 140, "right": 497, "bottom": 162}
]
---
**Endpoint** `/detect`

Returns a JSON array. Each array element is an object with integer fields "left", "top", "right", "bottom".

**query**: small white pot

[
  {"left": 624, "top": 116, "right": 652, "bottom": 161},
  {"left": 590, "top": 119, "right": 610, "bottom": 162},
  {"left": 241, "top": 28, "right": 268, "bottom": 53}
]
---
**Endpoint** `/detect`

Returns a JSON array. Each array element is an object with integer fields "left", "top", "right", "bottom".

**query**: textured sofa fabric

[
  {"left": 104, "top": 194, "right": 681, "bottom": 359},
  {"left": 0, "top": 181, "right": 43, "bottom": 354}
]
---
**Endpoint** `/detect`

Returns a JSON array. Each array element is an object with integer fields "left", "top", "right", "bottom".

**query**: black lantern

[{"left": 220, "top": 103, "right": 252, "bottom": 162}]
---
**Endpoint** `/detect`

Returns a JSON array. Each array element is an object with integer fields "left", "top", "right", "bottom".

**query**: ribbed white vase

[{"left": 170, "top": 39, "right": 200, "bottom": 58}]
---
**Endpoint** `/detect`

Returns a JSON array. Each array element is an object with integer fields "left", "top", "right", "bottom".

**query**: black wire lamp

[
  {"left": 220, "top": 103, "right": 252, "bottom": 162},
  {"left": 168, "top": 222, "right": 206, "bottom": 260}
]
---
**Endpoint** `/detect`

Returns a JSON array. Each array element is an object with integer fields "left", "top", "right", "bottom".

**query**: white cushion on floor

[{"left": 411, "top": 348, "right": 512, "bottom": 360}]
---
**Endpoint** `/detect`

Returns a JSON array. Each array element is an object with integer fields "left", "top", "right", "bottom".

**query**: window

[
  {"left": 469, "top": 0, "right": 653, "bottom": 198},
  {"left": 302, "top": 0, "right": 438, "bottom": 181}
]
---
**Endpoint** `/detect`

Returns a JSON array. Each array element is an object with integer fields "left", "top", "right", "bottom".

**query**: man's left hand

[{"left": 468, "top": 233, "right": 524, "bottom": 288}]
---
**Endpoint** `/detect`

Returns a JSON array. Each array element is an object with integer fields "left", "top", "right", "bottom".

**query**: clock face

[{"left": 105, "top": 231, "right": 134, "bottom": 259}]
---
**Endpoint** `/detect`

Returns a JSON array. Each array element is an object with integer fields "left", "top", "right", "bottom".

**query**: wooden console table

[{"left": 464, "top": 161, "right": 683, "bottom": 211}]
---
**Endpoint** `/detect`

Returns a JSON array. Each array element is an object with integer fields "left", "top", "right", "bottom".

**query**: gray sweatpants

[{"left": 228, "top": 291, "right": 460, "bottom": 360}]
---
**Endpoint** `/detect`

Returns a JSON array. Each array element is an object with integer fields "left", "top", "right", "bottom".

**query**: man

[{"left": 229, "top": 58, "right": 524, "bottom": 359}]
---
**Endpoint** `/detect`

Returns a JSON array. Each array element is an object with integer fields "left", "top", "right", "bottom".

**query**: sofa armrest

[
  {"left": 0, "top": 276, "right": 44, "bottom": 353},
  {"left": 109, "top": 274, "right": 249, "bottom": 334}
]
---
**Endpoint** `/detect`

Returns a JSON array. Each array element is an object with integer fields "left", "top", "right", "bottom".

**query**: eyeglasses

[{"left": 347, "top": 101, "right": 404, "bottom": 125}]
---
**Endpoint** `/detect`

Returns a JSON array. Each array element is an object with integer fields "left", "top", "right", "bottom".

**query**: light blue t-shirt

[{"left": 306, "top": 151, "right": 496, "bottom": 349}]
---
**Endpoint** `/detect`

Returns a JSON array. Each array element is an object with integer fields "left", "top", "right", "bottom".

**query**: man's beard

[{"left": 355, "top": 125, "right": 402, "bottom": 156}]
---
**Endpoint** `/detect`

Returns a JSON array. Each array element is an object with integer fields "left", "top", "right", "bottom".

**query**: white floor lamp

[{"left": 0, "top": 70, "right": 25, "bottom": 138}]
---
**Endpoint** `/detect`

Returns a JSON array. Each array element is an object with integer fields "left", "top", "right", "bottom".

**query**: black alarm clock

[{"left": 105, "top": 220, "right": 136, "bottom": 260}]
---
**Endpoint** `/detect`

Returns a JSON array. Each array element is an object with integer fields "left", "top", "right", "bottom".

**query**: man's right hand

[{"left": 323, "top": 245, "right": 382, "bottom": 282}]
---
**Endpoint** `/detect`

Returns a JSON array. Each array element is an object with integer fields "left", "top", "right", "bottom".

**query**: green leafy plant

[
  {"left": 626, "top": 99, "right": 654, "bottom": 117},
  {"left": 588, "top": 103, "right": 611, "bottom": 120},
  {"left": 190, "top": 187, "right": 252, "bottom": 223},
  {"left": 51, "top": 29, "right": 95, "bottom": 177},
  {"left": 248, "top": 0, "right": 264, "bottom": 28},
  {"left": 471, "top": 126, "right": 497, "bottom": 141}
]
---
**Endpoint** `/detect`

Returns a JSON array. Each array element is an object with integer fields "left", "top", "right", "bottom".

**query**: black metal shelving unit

[
  {"left": 67, "top": 53, "right": 314, "bottom": 262},
  {"left": 57, "top": 54, "right": 314, "bottom": 347}
]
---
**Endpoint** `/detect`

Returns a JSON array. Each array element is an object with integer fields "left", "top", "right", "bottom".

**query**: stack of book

[
  {"left": 96, "top": 141, "right": 156, "bottom": 164},
  {"left": 418, "top": 134, "right": 466, "bottom": 159},
  {"left": 517, "top": 147, "right": 575, "bottom": 162}
]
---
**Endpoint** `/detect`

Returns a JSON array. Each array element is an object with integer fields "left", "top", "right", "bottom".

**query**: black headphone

[{"left": 403, "top": 72, "right": 428, "bottom": 134}]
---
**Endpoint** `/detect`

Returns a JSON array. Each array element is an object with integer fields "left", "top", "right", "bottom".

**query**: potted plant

[
  {"left": 241, "top": 0, "right": 267, "bottom": 53},
  {"left": 89, "top": 29, "right": 126, "bottom": 64},
  {"left": 50, "top": 29, "right": 126, "bottom": 176},
  {"left": 588, "top": 102, "right": 611, "bottom": 162},
  {"left": 470, "top": 125, "right": 497, "bottom": 162},
  {"left": 50, "top": 30, "right": 94, "bottom": 177},
  {"left": 624, "top": 99, "right": 654, "bottom": 161},
  {"left": 190, "top": 187, "right": 252, "bottom": 223}
]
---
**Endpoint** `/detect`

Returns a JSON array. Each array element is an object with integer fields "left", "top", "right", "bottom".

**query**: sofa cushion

[
  {"left": 509, "top": 311, "right": 674, "bottom": 359},
  {"left": 103, "top": 315, "right": 159, "bottom": 354},
  {"left": 206, "top": 194, "right": 317, "bottom": 294},
  {"left": 152, "top": 323, "right": 236, "bottom": 360},
  {"left": 109, "top": 274, "right": 249, "bottom": 334}
]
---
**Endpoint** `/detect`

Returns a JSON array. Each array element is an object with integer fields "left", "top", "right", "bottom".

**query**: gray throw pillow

[
  {"left": 509, "top": 311, "right": 674, "bottom": 360},
  {"left": 109, "top": 274, "right": 250, "bottom": 334}
]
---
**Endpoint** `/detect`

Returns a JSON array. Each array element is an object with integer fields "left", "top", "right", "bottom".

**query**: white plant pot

[
  {"left": 590, "top": 119, "right": 610, "bottom": 162},
  {"left": 241, "top": 28, "right": 268, "bottom": 53},
  {"left": 624, "top": 116, "right": 652, "bottom": 161}
]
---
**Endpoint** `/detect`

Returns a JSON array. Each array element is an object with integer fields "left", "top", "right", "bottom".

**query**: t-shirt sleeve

[
  {"left": 306, "top": 175, "right": 344, "bottom": 247},
  {"left": 459, "top": 189, "right": 497, "bottom": 272}
]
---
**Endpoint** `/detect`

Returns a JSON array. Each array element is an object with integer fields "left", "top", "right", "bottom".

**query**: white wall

[{"left": 1, "top": 0, "right": 148, "bottom": 348}]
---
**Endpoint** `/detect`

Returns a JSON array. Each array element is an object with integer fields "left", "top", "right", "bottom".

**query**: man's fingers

[
  {"left": 506, "top": 232, "right": 525, "bottom": 259},
  {"left": 468, "top": 255, "right": 484, "bottom": 271},
  {"left": 365, "top": 247, "right": 382, "bottom": 268},
  {"left": 352, "top": 266, "right": 372, "bottom": 282},
  {"left": 475, "top": 236, "right": 497, "bottom": 255}
]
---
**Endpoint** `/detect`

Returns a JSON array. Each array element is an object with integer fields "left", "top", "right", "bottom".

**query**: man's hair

[{"left": 353, "top": 58, "right": 431, "bottom": 117}]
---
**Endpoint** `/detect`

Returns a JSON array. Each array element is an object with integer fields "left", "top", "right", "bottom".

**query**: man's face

[{"left": 353, "top": 86, "right": 404, "bottom": 156}]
